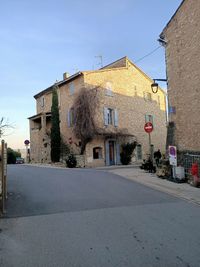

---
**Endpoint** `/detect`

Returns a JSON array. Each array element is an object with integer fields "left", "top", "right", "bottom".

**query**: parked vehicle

[{"left": 16, "top": 157, "right": 24, "bottom": 164}]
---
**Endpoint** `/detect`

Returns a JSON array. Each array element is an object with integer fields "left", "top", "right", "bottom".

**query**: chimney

[{"left": 63, "top": 72, "right": 70, "bottom": 80}]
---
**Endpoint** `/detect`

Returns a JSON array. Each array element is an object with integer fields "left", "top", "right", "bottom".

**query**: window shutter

[
  {"left": 104, "top": 107, "right": 108, "bottom": 126},
  {"left": 108, "top": 89, "right": 113, "bottom": 96},
  {"left": 114, "top": 109, "right": 118, "bottom": 127},
  {"left": 105, "top": 141, "right": 110, "bottom": 165},
  {"left": 145, "top": 114, "right": 154, "bottom": 124},
  {"left": 106, "top": 89, "right": 112, "bottom": 96},
  {"left": 69, "top": 82, "right": 75, "bottom": 95},
  {"left": 152, "top": 115, "right": 154, "bottom": 126},
  {"left": 67, "top": 110, "right": 71, "bottom": 127},
  {"left": 145, "top": 114, "right": 148, "bottom": 123},
  {"left": 116, "top": 143, "right": 121, "bottom": 164}
]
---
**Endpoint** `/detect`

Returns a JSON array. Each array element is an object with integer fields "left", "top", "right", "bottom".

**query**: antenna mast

[{"left": 95, "top": 55, "right": 103, "bottom": 68}]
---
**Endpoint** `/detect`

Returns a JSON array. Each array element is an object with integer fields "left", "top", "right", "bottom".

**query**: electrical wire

[{"left": 135, "top": 46, "right": 162, "bottom": 63}]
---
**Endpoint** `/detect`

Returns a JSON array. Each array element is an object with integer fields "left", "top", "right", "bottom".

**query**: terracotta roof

[
  {"left": 34, "top": 72, "right": 83, "bottom": 99},
  {"left": 28, "top": 112, "right": 51, "bottom": 120}
]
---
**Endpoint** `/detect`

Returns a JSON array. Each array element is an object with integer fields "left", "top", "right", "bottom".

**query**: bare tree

[
  {"left": 72, "top": 86, "right": 136, "bottom": 155},
  {"left": 0, "top": 117, "right": 14, "bottom": 138}
]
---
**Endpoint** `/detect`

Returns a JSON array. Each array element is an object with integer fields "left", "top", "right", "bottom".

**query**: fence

[
  {"left": 183, "top": 153, "right": 200, "bottom": 177},
  {"left": 0, "top": 140, "right": 7, "bottom": 215}
]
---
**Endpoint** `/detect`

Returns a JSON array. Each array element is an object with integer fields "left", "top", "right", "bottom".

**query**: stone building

[
  {"left": 29, "top": 57, "right": 167, "bottom": 167},
  {"left": 160, "top": 0, "right": 200, "bottom": 165}
]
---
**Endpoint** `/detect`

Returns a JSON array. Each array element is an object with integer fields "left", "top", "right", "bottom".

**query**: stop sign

[{"left": 144, "top": 122, "right": 153, "bottom": 133}]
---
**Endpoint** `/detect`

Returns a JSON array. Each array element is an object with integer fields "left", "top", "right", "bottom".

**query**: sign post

[
  {"left": 24, "top": 140, "right": 30, "bottom": 163},
  {"left": 144, "top": 122, "right": 153, "bottom": 159},
  {"left": 0, "top": 140, "right": 7, "bottom": 215}
]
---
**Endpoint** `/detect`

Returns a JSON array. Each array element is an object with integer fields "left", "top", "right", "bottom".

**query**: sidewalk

[{"left": 108, "top": 167, "right": 200, "bottom": 206}]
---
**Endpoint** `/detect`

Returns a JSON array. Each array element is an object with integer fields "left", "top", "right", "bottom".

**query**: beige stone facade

[
  {"left": 29, "top": 57, "right": 167, "bottom": 167},
  {"left": 160, "top": 0, "right": 200, "bottom": 160}
]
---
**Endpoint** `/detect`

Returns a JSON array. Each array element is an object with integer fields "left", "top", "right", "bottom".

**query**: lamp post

[{"left": 151, "top": 79, "right": 167, "bottom": 94}]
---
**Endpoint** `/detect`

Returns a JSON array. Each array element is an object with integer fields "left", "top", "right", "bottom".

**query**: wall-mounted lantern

[{"left": 151, "top": 79, "right": 167, "bottom": 93}]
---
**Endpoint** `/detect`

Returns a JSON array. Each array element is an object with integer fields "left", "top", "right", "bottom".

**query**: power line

[{"left": 135, "top": 46, "right": 162, "bottom": 63}]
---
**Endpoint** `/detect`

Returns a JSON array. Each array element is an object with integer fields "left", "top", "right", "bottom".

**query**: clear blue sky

[{"left": 0, "top": 0, "right": 182, "bottom": 149}]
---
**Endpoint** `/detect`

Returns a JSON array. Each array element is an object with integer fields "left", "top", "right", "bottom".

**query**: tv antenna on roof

[
  {"left": 95, "top": 55, "right": 103, "bottom": 68},
  {"left": 73, "top": 68, "right": 79, "bottom": 73}
]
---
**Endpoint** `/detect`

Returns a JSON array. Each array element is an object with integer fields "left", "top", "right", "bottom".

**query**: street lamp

[{"left": 151, "top": 79, "right": 167, "bottom": 93}]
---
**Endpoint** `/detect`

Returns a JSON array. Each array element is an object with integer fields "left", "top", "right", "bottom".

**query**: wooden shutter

[
  {"left": 69, "top": 82, "right": 75, "bottom": 95},
  {"left": 145, "top": 114, "right": 154, "bottom": 125},
  {"left": 105, "top": 141, "right": 110, "bottom": 165},
  {"left": 67, "top": 110, "right": 71, "bottom": 127},
  {"left": 104, "top": 107, "right": 108, "bottom": 126},
  {"left": 116, "top": 143, "right": 121, "bottom": 164},
  {"left": 114, "top": 109, "right": 118, "bottom": 127}
]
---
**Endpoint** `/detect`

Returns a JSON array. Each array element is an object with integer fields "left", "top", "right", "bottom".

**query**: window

[
  {"left": 143, "top": 92, "right": 152, "bottom": 101},
  {"left": 58, "top": 91, "right": 61, "bottom": 106},
  {"left": 169, "top": 106, "right": 176, "bottom": 114},
  {"left": 104, "top": 108, "right": 118, "bottom": 126},
  {"left": 69, "top": 82, "right": 75, "bottom": 95},
  {"left": 136, "top": 144, "right": 142, "bottom": 160},
  {"left": 67, "top": 108, "right": 75, "bottom": 127},
  {"left": 93, "top": 147, "right": 102, "bottom": 159},
  {"left": 107, "top": 108, "right": 113, "bottom": 125},
  {"left": 157, "top": 95, "right": 160, "bottom": 107},
  {"left": 40, "top": 96, "right": 45, "bottom": 107},
  {"left": 105, "top": 82, "right": 113, "bottom": 96},
  {"left": 145, "top": 114, "right": 154, "bottom": 125},
  {"left": 134, "top": 85, "right": 137, "bottom": 96}
]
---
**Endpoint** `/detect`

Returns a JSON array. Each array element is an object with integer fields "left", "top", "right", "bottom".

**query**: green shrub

[
  {"left": 66, "top": 154, "right": 77, "bottom": 168},
  {"left": 120, "top": 142, "right": 137, "bottom": 165},
  {"left": 7, "top": 148, "right": 21, "bottom": 164}
]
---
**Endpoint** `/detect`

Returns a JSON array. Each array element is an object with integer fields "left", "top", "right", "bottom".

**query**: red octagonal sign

[{"left": 144, "top": 122, "right": 153, "bottom": 133}]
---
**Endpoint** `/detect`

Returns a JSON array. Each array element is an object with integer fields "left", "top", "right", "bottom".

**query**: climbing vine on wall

[{"left": 72, "top": 87, "right": 100, "bottom": 155}]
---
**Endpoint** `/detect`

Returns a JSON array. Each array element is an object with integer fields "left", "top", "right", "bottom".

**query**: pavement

[{"left": 106, "top": 167, "right": 200, "bottom": 206}]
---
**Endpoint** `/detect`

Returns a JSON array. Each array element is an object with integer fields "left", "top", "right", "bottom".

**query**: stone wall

[{"left": 162, "top": 0, "right": 200, "bottom": 152}]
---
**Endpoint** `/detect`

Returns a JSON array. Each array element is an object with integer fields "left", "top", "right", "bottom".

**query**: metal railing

[{"left": 183, "top": 153, "right": 200, "bottom": 177}]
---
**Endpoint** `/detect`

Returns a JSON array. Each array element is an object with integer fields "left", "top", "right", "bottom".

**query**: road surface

[{"left": 0, "top": 165, "right": 200, "bottom": 267}]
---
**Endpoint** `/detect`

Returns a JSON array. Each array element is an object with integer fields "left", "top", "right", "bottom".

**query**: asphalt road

[{"left": 1, "top": 165, "right": 200, "bottom": 267}]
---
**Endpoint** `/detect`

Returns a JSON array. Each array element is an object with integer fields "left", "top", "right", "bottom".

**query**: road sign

[
  {"left": 144, "top": 122, "right": 153, "bottom": 133},
  {"left": 169, "top": 145, "right": 177, "bottom": 166},
  {"left": 24, "top": 140, "right": 30, "bottom": 146}
]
